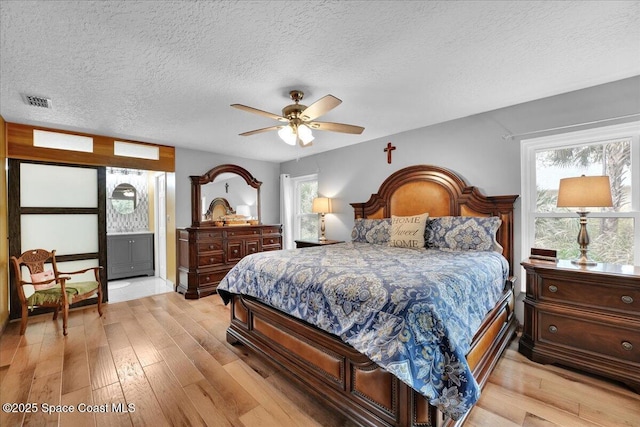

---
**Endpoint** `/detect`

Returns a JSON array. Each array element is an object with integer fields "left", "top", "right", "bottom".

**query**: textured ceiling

[{"left": 1, "top": 1, "right": 639, "bottom": 163}]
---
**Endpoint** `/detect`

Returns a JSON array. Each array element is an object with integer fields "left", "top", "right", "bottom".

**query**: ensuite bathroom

[{"left": 106, "top": 167, "right": 172, "bottom": 302}]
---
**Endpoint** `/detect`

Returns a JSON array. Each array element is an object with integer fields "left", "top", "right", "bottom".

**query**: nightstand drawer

[
  {"left": 539, "top": 277, "right": 639, "bottom": 315},
  {"left": 539, "top": 312, "right": 640, "bottom": 363}
]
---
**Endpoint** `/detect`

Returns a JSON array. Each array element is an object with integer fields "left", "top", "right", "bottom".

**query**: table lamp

[
  {"left": 312, "top": 197, "right": 332, "bottom": 241},
  {"left": 556, "top": 175, "right": 613, "bottom": 265}
]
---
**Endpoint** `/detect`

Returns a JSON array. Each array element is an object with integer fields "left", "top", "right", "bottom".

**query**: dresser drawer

[
  {"left": 197, "top": 230, "right": 223, "bottom": 240},
  {"left": 197, "top": 241, "right": 223, "bottom": 253},
  {"left": 262, "top": 236, "right": 281, "bottom": 247},
  {"left": 261, "top": 226, "right": 281, "bottom": 235},
  {"left": 226, "top": 228, "right": 260, "bottom": 237},
  {"left": 539, "top": 277, "right": 639, "bottom": 315},
  {"left": 198, "top": 270, "right": 228, "bottom": 287},
  {"left": 539, "top": 311, "right": 640, "bottom": 363},
  {"left": 198, "top": 253, "right": 224, "bottom": 267}
]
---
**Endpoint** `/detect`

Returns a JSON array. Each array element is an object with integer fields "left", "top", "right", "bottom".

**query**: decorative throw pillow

[
  {"left": 351, "top": 219, "right": 392, "bottom": 245},
  {"left": 30, "top": 270, "right": 56, "bottom": 290},
  {"left": 426, "top": 216, "right": 502, "bottom": 251},
  {"left": 388, "top": 213, "right": 429, "bottom": 249}
]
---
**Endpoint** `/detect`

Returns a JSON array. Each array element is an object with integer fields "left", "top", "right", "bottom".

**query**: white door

[
  {"left": 155, "top": 173, "right": 167, "bottom": 280},
  {"left": 9, "top": 161, "right": 105, "bottom": 318}
]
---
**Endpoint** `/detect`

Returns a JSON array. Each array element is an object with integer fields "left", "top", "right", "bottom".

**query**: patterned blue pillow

[
  {"left": 351, "top": 219, "right": 392, "bottom": 244},
  {"left": 426, "top": 216, "right": 502, "bottom": 251}
]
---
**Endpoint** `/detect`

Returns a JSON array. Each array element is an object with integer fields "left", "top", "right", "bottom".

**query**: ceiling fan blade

[
  {"left": 231, "top": 104, "right": 288, "bottom": 122},
  {"left": 308, "top": 121, "right": 364, "bottom": 135},
  {"left": 239, "top": 125, "right": 283, "bottom": 136},
  {"left": 299, "top": 95, "right": 342, "bottom": 121}
]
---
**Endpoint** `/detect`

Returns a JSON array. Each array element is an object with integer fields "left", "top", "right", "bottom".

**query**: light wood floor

[{"left": 1, "top": 291, "right": 638, "bottom": 427}]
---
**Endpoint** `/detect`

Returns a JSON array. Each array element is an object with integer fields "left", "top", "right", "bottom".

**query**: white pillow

[
  {"left": 389, "top": 213, "right": 429, "bottom": 249},
  {"left": 31, "top": 270, "right": 56, "bottom": 290}
]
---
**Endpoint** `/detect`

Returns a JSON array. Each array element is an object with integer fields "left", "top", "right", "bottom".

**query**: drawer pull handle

[
  {"left": 622, "top": 341, "right": 633, "bottom": 351},
  {"left": 205, "top": 276, "right": 210, "bottom": 281},
  {"left": 209, "top": 245, "right": 214, "bottom": 249},
  {"left": 209, "top": 258, "right": 214, "bottom": 263},
  {"left": 548, "top": 285, "right": 558, "bottom": 293},
  {"left": 621, "top": 295, "right": 633, "bottom": 304},
  {"left": 548, "top": 325, "right": 558, "bottom": 333},
  {"left": 233, "top": 249, "right": 238, "bottom": 254}
]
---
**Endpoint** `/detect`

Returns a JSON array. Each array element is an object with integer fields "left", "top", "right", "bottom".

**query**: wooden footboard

[{"left": 226, "top": 280, "right": 518, "bottom": 427}]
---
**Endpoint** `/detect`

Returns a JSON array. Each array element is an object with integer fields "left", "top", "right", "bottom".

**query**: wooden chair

[{"left": 10, "top": 249, "right": 103, "bottom": 336}]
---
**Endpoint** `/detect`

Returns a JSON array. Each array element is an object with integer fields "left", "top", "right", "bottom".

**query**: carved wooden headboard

[{"left": 350, "top": 165, "right": 519, "bottom": 274}]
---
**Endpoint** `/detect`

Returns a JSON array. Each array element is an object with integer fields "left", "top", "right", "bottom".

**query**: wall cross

[{"left": 384, "top": 142, "right": 396, "bottom": 164}]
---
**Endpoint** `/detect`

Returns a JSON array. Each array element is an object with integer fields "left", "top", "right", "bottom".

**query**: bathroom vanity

[{"left": 107, "top": 232, "right": 155, "bottom": 280}]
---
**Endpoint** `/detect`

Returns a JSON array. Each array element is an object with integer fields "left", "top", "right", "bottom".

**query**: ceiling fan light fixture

[
  {"left": 278, "top": 125, "right": 297, "bottom": 146},
  {"left": 298, "top": 124, "right": 314, "bottom": 144}
]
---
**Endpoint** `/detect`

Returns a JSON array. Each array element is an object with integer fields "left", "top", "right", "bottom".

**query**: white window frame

[
  {"left": 521, "top": 121, "right": 640, "bottom": 287},
  {"left": 291, "top": 173, "right": 318, "bottom": 241}
]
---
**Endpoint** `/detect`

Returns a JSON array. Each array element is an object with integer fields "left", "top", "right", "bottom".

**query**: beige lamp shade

[
  {"left": 312, "top": 197, "right": 332, "bottom": 214},
  {"left": 556, "top": 175, "right": 613, "bottom": 208}
]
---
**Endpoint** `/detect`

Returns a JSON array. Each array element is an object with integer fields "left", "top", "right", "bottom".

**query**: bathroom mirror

[
  {"left": 190, "top": 164, "right": 261, "bottom": 227},
  {"left": 111, "top": 183, "right": 138, "bottom": 214}
]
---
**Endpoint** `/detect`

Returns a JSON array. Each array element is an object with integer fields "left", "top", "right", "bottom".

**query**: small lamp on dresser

[
  {"left": 556, "top": 175, "right": 613, "bottom": 265},
  {"left": 312, "top": 197, "right": 332, "bottom": 241}
]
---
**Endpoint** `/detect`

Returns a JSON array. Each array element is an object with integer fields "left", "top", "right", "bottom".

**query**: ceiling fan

[{"left": 231, "top": 90, "right": 364, "bottom": 147}]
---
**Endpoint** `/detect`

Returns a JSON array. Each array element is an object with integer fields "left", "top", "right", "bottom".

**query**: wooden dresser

[
  {"left": 177, "top": 224, "right": 282, "bottom": 299},
  {"left": 519, "top": 259, "right": 640, "bottom": 392}
]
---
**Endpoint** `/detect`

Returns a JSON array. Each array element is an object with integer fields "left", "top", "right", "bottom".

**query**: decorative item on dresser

[
  {"left": 519, "top": 259, "right": 640, "bottom": 393},
  {"left": 177, "top": 164, "right": 282, "bottom": 299},
  {"left": 295, "top": 239, "right": 344, "bottom": 248}
]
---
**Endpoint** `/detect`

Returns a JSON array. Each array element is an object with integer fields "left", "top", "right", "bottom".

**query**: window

[
  {"left": 521, "top": 122, "right": 640, "bottom": 272},
  {"left": 292, "top": 174, "right": 318, "bottom": 240}
]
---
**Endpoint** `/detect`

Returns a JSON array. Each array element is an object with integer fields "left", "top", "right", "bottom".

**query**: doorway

[{"left": 106, "top": 168, "right": 172, "bottom": 302}]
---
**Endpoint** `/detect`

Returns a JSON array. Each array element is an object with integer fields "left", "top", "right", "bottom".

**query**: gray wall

[
  {"left": 175, "top": 148, "right": 281, "bottom": 228},
  {"left": 280, "top": 76, "right": 640, "bottom": 322}
]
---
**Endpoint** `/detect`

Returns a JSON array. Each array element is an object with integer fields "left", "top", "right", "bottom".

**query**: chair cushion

[{"left": 27, "top": 281, "right": 99, "bottom": 307}]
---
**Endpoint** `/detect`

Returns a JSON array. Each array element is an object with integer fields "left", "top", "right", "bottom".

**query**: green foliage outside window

[
  {"left": 534, "top": 139, "right": 634, "bottom": 265},
  {"left": 298, "top": 180, "right": 318, "bottom": 240}
]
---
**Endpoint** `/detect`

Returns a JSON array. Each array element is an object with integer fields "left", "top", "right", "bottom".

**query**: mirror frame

[
  {"left": 190, "top": 164, "right": 262, "bottom": 227},
  {"left": 110, "top": 182, "right": 138, "bottom": 214}
]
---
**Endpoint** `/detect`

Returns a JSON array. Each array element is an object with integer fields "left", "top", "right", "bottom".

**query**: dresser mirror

[
  {"left": 111, "top": 183, "right": 138, "bottom": 214},
  {"left": 190, "top": 164, "right": 262, "bottom": 227}
]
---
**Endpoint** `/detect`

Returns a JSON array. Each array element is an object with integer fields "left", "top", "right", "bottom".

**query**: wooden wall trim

[{"left": 6, "top": 122, "right": 175, "bottom": 172}]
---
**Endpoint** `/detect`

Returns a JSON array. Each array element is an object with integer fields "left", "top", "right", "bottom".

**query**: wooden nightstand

[
  {"left": 519, "top": 259, "right": 640, "bottom": 392},
  {"left": 295, "top": 239, "right": 344, "bottom": 248}
]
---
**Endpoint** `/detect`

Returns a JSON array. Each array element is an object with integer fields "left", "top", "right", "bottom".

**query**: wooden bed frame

[{"left": 225, "top": 165, "right": 519, "bottom": 427}]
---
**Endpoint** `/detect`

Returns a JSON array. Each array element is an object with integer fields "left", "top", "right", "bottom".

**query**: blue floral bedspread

[{"left": 217, "top": 242, "right": 509, "bottom": 420}]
